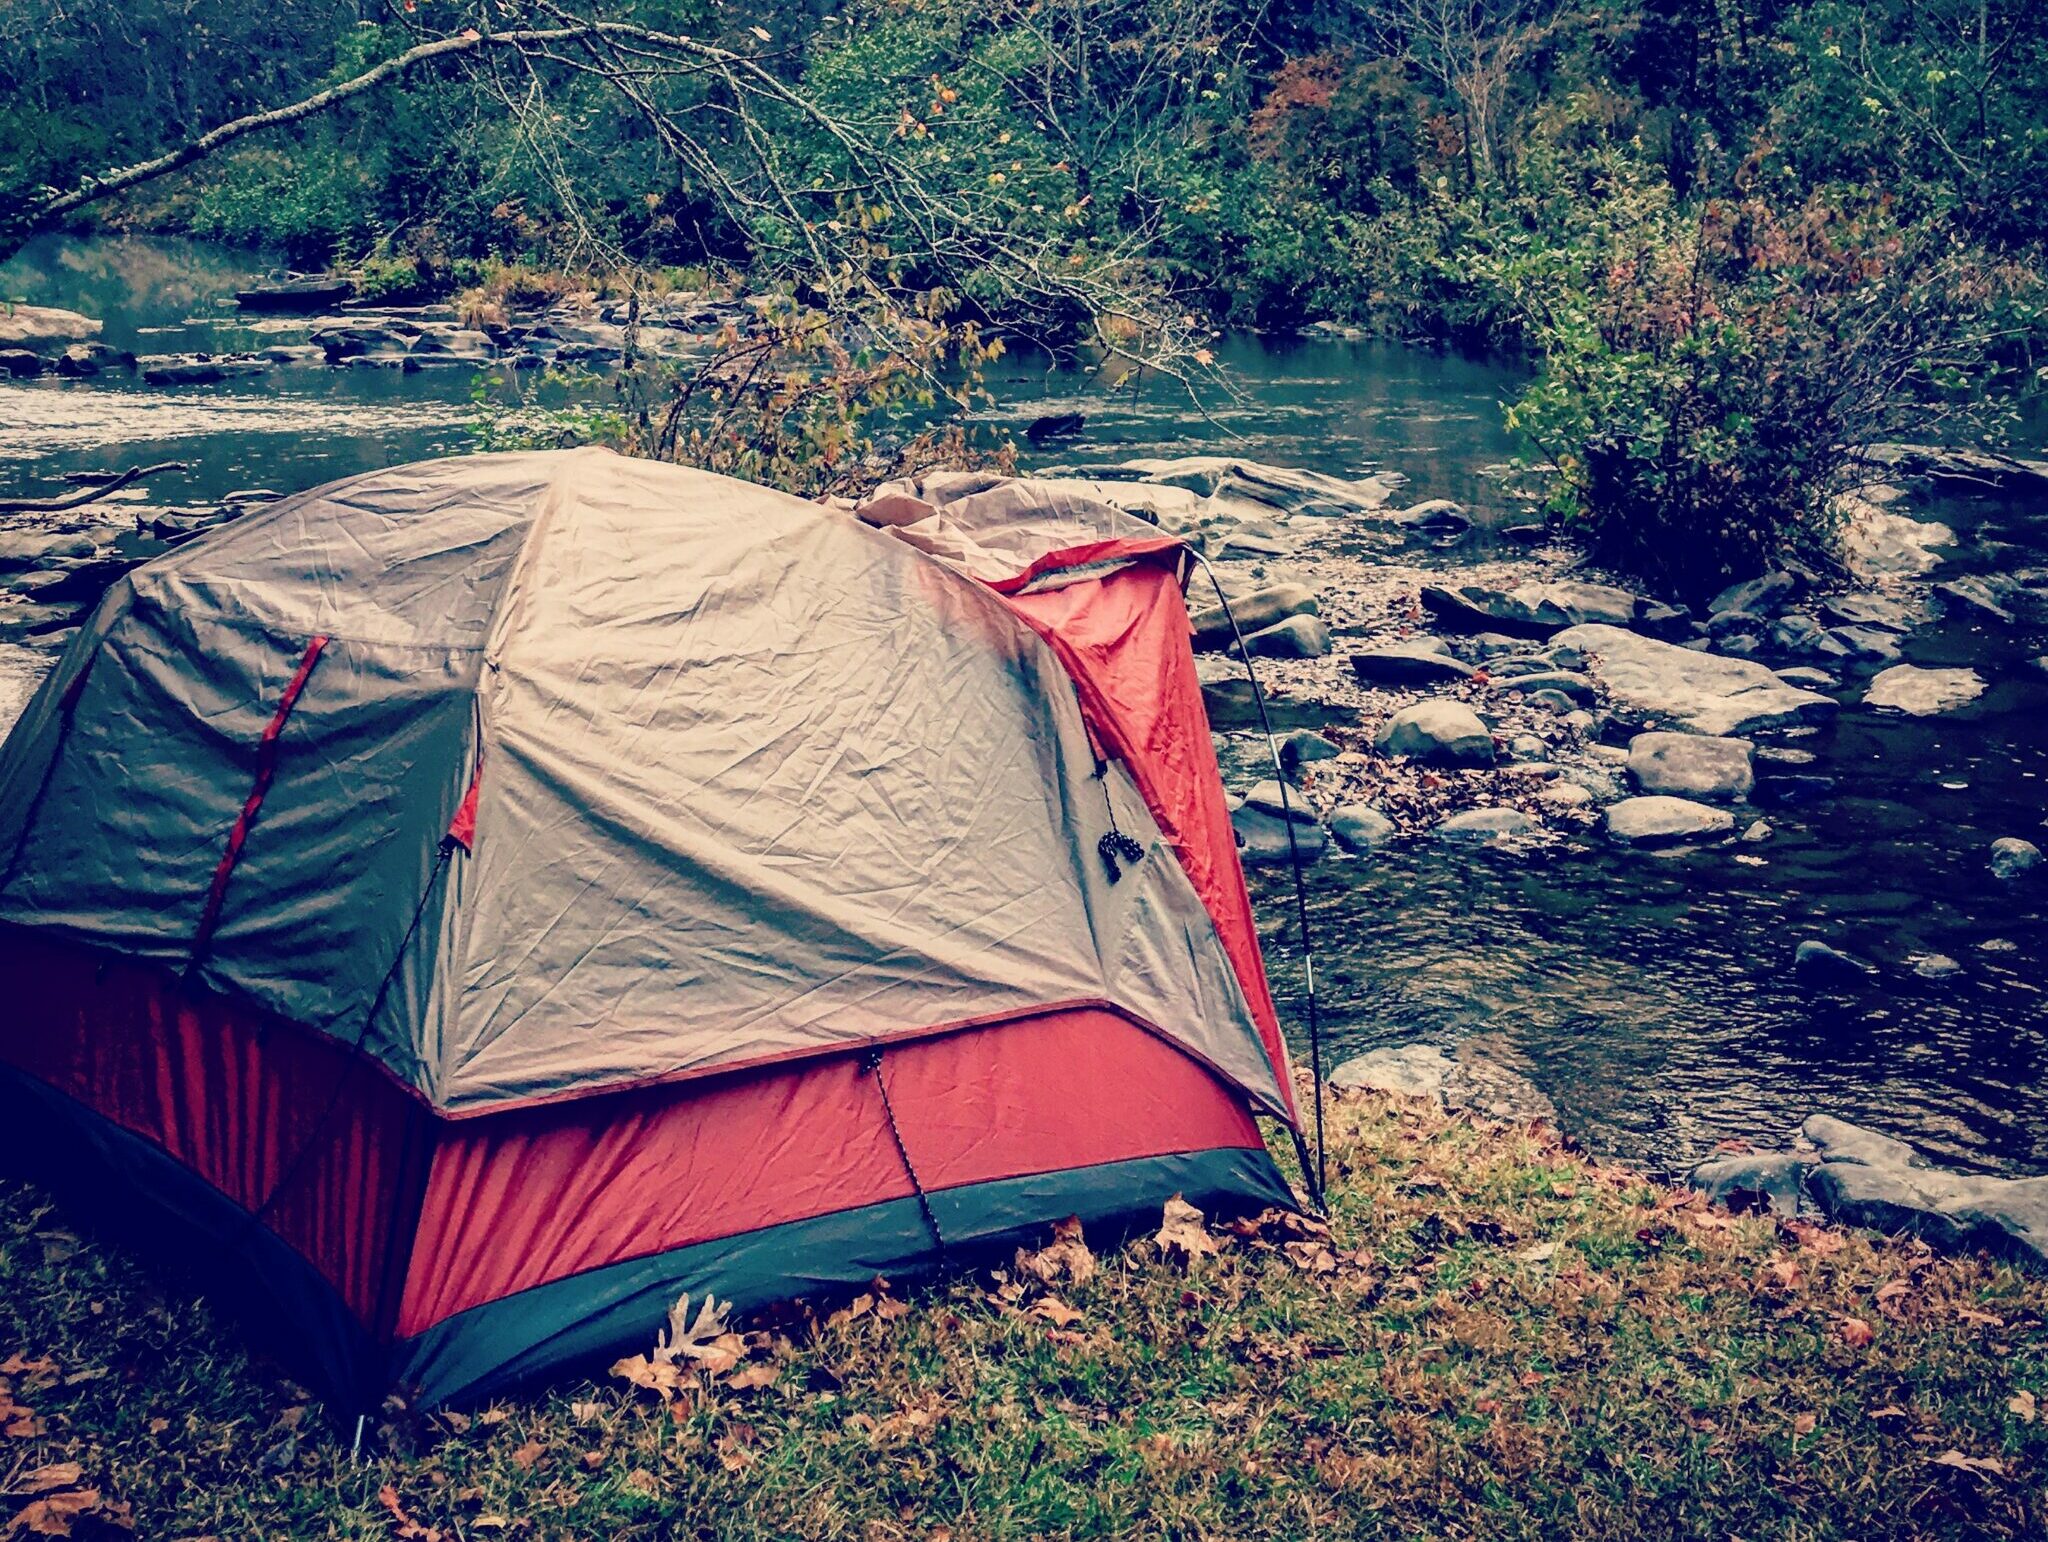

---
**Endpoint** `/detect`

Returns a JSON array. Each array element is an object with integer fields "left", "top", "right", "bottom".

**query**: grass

[{"left": 1, "top": 1088, "right": 2044, "bottom": 1540}]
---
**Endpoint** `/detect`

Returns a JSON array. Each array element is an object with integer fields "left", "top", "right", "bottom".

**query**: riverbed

[{"left": 4, "top": 233, "right": 2046, "bottom": 1178}]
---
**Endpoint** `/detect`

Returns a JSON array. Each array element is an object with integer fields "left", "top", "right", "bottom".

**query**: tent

[{"left": 0, "top": 447, "right": 1300, "bottom": 1409}]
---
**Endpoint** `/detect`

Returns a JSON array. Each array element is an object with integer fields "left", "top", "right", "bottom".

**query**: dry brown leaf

[
  {"left": 2009, "top": 1389, "right": 2037, "bottom": 1424},
  {"left": 622, "top": 1468, "right": 659, "bottom": 1498},
  {"left": 1155, "top": 1195, "right": 1221, "bottom": 1263},
  {"left": 1955, "top": 1307, "right": 2006, "bottom": 1328},
  {"left": 1765, "top": 1258, "right": 1802, "bottom": 1290},
  {"left": 1779, "top": 1218, "right": 1846, "bottom": 1255},
  {"left": 1791, "top": 1412, "right": 1817, "bottom": 1435},
  {"left": 508, "top": 1440, "right": 544, "bottom": 1471},
  {"left": 1282, "top": 1240, "right": 1338, "bottom": 1274},
  {"left": 1016, "top": 1215, "right": 1096, "bottom": 1287},
  {"left": 12, "top": 1466, "right": 82, "bottom": 1497},
  {"left": 376, "top": 1486, "right": 446, "bottom": 1542},
  {"left": 1838, "top": 1316, "right": 1875, "bottom": 1349},
  {"left": 6, "top": 1489, "right": 100, "bottom": 1539},
  {"left": 655, "top": 1293, "right": 735, "bottom": 1367},
  {"left": 714, "top": 1435, "right": 756, "bottom": 1473},
  {"left": 726, "top": 1363, "right": 780, "bottom": 1393},
  {"left": 1932, "top": 1449, "right": 2007, "bottom": 1479},
  {"left": 1030, "top": 1296, "right": 1085, "bottom": 1329}
]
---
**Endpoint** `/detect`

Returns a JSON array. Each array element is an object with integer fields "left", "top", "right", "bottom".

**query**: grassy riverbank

[{"left": 1, "top": 1087, "right": 2041, "bottom": 1540}]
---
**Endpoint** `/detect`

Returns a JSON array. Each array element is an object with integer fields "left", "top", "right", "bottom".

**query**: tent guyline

[{"left": 0, "top": 449, "right": 1311, "bottom": 1408}]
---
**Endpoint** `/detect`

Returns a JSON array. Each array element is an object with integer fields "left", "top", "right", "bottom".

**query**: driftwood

[{"left": 0, "top": 462, "right": 187, "bottom": 515}]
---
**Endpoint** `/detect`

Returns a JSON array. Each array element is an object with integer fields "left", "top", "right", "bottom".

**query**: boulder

[
  {"left": 1189, "top": 583, "right": 1318, "bottom": 650},
  {"left": 1686, "top": 1152, "right": 1815, "bottom": 1215},
  {"left": 1801, "top": 1114, "right": 2048, "bottom": 1266},
  {"left": 1863, "top": 664, "right": 1985, "bottom": 716},
  {"left": 1826, "top": 625, "right": 1902, "bottom": 664},
  {"left": 1231, "top": 803, "right": 1327, "bottom": 866},
  {"left": 1329, "top": 805, "right": 1396, "bottom": 853},
  {"left": 1819, "top": 592, "right": 1921, "bottom": 633},
  {"left": 1934, "top": 576, "right": 2017, "bottom": 624},
  {"left": 1349, "top": 640, "right": 1475, "bottom": 685},
  {"left": 1991, "top": 838, "right": 2042, "bottom": 880},
  {"left": 1794, "top": 940, "right": 1876, "bottom": 984},
  {"left": 1494, "top": 669, "right": 1598, "bottom": 705},
  {"left": 1770, "top": 613, "right": 1851, "bottom": 661},
  {"left": 1061, "top": 456, "right": 1401, "bottom": 522},
  {"left": 1330, "top": 1044, "right": 1449, "bottom": 1101},
  {"left": 0, "top": 304, "right": 101, "bottom": 353},
  {"left": 1375, "top": 701, "right": 1495, "bottom": 767},
  {"left": 1626, "top": 731, "right": 1754, "bottom": 801},
  {"left": 1551, "top": 624, "right": 1837, "bottom": 737},
  {"left": 1391, "top": 498, "right": 1471, "bottom": 530},
  {"left": 1237, "top": 614, "right": 1331, "bottom": 659},
  {"left": 1709, "top": 571, "right": 1801, "bottom": 618},
  {"left": 0, "top": 532, "right": 97, "bottom": 573},
  {"left": 1840, "top": 501, "right": 1952, "bottom": 580},
  {"left": 1433, "top": 807, "right": 1537, "bottom": 841},
  {"left": 0, "top": 349, "right": 44, "bottom": 378},
  {"left": 1604, "top": 795, "right": 1735, "bottom": 846},
  {"left": 1536, "top": 780, "right": 1595, "bottom": 809},
  {"left": 1278, "top": 730, "right": 1340, "bottom": 769},
  {"left": 1241, "top": 779, "right": 1318, "bottom": 823},
  {"left": 141, "top": 356, "right": 268, "bottom": 386},
  {"left": 1421, "top": 579, "right": 1642, "bottom": 636},
  {"left": 1773, "top": 666, "right": 1838, "bottom": 690}
]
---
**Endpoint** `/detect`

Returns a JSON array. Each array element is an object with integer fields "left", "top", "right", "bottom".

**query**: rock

[
  {"left": 1773, "top": 666, "right": 1838, "bottom": 690},
  {"left": 1499, "top": 522, "right": 1549, "bottom": 544},
  {"left": 1634, "top": 601, "right": 1694, "bottom": 640},
  {"left": 1863, "top": 664, "right": 1985, "bottom": 716},
  {"left": 1687, "top": 1152, "right": 1815, "bottom": 1215},
  {"left": 141, "top": 355, "right": 269, "bottom": 386},
  {"left": 1242, "top": 779, "right": 1318, "bottom": 823},
  {"left": 1535, "top": 781, "right": 1595, "bottom": 809},
  {"left": 1392, "top": 498, "right": 1471, "bottom": 530},
  {"left": 1910, "top": 953, "right": 1962, "bottom": 981},
  {"left": 1199, "top": 678, "right": 1348, "bottom": 731},
  {"left": 0, "top": 532, "right": 96, "bottom": 573},
  {"left": 1329, "top": 805, "right": 1396, "bottom": 853},
  {"left": 1801, "top": 1115, "right": 2048, "bottom": 1267},
  {"left": 1741, "top": 820, "right": 1772, "bottom": 842},
  {"left": 1820, "top": 592, "right": 1921, "bottom": 633},
  {"left": 0, "top": 603, "right": 79, "bottom": 641},
  {"left": 1278, "top": 730, "right": 1340, "bottom": 769},
  {"left": 1231, "top": 804, "right": 1327, "bottom": 866},
  {"left": 1826, "top": 625, "right": 1902, "bottom": 664},
  {"left": 1486, "top": 655, "right": 1553, "bottom": 679},
  {"left": 1375, "top": 701, "right": 1495, "bottom": 767},
  {"left": 1523, "top": 689, "right": 1578, "bottom": 715},
  {"left": 1770, "top": 613, "right": 1852, "bottom": 661},
  {"left": 1755, "top": 773, "right": 1836, "bottom": 805},
  {"left": 1465, "top": 633, "right": 1527, "bottom": 659},
  {"left": 53, "top": 342, "right": 126, "bottom": 377},
  {"left": 1551, "top": 624, "right": 1837, "bottom": 737},
  {"left": 1421, "top": 579, "right": 1642, "bottom": 636},
  {"left": 1062, "top": 456, "right": 1402, "bottom": 524},
  {"left": 0, "top": 304, "right": 101, "bottom": 353},
  {"left": 1024, "top": 411, "right": 1086, "bottom": 443},
  {"left": 1626, "top": 732, "right": 1754, "bottom": 801},
  {"left": 0, "top": 348, "right": 45, "bottom": 378},
  {"left": 1330, "top": 1045, "right": 1449, "bottom": 1100},
  {"left": 1434, "top": 807, "right": 1537, "bottom": 841},
  {"left": 1934, "top": 576, "right": 2017, "bottom": 624},
  {"left": 1189, "top": 583, "right": 1318, "bottom": 650},
  {"left": 235, "top": 277, "right": 354, "bottom": 311},
  {"left": 1794, "top": 940, "right": 1876, "bottom": 984},
  {"left": 1509, "top": 734, "right": 1547, "bottom": 760},
  {"left": 1991, "top": 838, "right": 2042, "bottom": 880},
  {"left": 1494, "top": 669, "right": 1598, "bottom": 705},
  {"left": 1709, "top": 571, "right": 1800, "bottom": 618},
  {"left": 1604, "top": 795, "right": 1736, "bottom": 846},
  {"left": 1840, "top": 501, "right": 1953, "bottom": 580},
  {"left": 1349, "top": 641, "right": 1475, "bottom": 685},
  {"left": 1707, "top": 608, "right": 1766, "bottom": 641},
  {"left": 1237, "top": 614, "right": 1331, "bottom": 659}
]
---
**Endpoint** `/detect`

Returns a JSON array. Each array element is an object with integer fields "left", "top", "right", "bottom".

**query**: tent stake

[
  {"left": 351, "top": 1413, "right": 367, "bottom": 1463},
  {"left": 1191, "top": 553, "right": 1329, "bottom": 1210}
]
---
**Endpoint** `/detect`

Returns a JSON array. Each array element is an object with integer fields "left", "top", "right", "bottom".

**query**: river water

[{"left": 4, "top": 234, "right": 2046, "bottom": 1178}]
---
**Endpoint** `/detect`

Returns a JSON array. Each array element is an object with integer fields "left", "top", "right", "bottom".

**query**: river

[{"left": 5, "top": 233, "right": 2046, "bottom": 1179}]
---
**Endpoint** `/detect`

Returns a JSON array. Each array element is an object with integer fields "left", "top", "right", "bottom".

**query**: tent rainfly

[{"left": 0, "top": 447, "right": 1300, "bottom": 1409}]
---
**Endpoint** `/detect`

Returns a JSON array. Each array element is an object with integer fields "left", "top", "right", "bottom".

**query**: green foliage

[{"left": 1479, "top": 160, "right": 2014, "bottom": 597}]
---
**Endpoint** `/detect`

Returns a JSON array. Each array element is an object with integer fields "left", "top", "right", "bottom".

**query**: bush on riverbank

[
  {"left": 1477, "top": 163, "right": 2017, "bottom": 598},
  {"left": 2, "top": 1088, "right": 2043, "bottom": 1539}
]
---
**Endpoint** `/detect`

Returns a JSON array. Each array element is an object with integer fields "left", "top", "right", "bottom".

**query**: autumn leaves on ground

[{"left": 2, "top": 1091, "right": 2044, "bottom": 1541}]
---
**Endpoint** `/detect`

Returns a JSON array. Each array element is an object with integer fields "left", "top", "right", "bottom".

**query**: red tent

[{"left": 0, "top": 449, "right": 1298, "bottom": 1408}]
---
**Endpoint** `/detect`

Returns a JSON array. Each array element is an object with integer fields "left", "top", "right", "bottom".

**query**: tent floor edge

[
  {"left": 0, "top": 1063, "right": 388, "bottom": 1416},
  {"left": 397, "top": 1145, "right": 1294, "bottom": 1408}
]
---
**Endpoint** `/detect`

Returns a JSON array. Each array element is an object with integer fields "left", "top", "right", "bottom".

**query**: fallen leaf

[
  {"left": 13, "top": 1466, "right": 82, "bottom": 1496},
  {"left": 1030, "top": 1296, "right": 1085, "bottom": 1329},
  {"left": 1155, "top": 1196, "right": 1221, "bottom": 1263},
  {"left": 715, "top": 1434, "right": 756, "bottom": 1473},
  {"left": 2009, "top": 1389, "right": 2037, "bottom": 1424},
  {"left": 726, "top": 1363, "right": 780, "bottom": 1393},
  {"left": 1932, "top": 1449, "right": 2007, "bottom": 1479},
  {"left": 6, "top": 1490, "right": 99, "bottom": 1538},
  {"left": 1838, "top": 1316, "right": 1875, "bottom": 1349},
  {"left": 1514, "top": 1242, "right": 1558, "bottom": 1264},
  {"left": 655, "top": 1293, "right": 736, "bottom": 1369},
  {"left": 622, "top": 1468, "right": 659, "bottom": 1498},
  {"left": 508, "top": 1440, "right": 544, "bottom": 1471},
  {"left": 377, "top": 1486, "right": 445, "bottom": 1542},
  {"left": 1765, "top": 1258, "right": 1802, "bottom": 1290},
  {"left": 1791, "top": 1412, "right": 1817, "bottom": 1435},
  {"left": 1016, "top": 1215, "right": 1096, "bottom": 1287}
]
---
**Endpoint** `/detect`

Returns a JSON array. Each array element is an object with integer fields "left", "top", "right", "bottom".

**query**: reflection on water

[{"left": 4, "top": 235, "right": 2046, "bottom": 1177}]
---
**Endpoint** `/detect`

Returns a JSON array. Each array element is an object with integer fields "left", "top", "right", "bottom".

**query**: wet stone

[
  {"left": 1375, "top": 701, "right": 1495, "bottom": 767},
  {"left": 1604, "top": 795, "right": 1736, "bottom": 846},
  {"left": 1349, "top": 640, "right": 1474, "bottom": 685}
]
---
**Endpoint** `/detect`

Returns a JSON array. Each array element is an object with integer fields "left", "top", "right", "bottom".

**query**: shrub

[{"left": 1478, "top": 159, "right": 2013, "bottom": 599}]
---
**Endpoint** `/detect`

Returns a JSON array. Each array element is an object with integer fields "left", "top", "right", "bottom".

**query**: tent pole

[{"left": 1191, "top": 554, "right": 1329, "bottom": 1211}]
